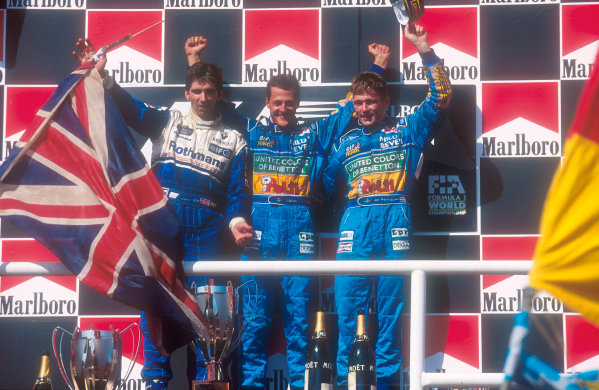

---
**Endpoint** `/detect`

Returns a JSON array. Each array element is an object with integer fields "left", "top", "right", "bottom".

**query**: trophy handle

[
  {"left": 226, "top": 279, "right": 259, "bottom": 355},
  {"left": 117, "top": 322, "right": 141, "bottom": 388},
  {"left": 52, "top": 326, "right": 75, "bottom": 390}
]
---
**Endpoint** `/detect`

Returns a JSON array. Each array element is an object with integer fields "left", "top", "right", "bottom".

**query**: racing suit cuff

[
  {"left": 419, "top": 49, "right": 439, "bottom": 66},
  {"left": 367, "top": 64, "right": 385, "bottom": 75},
  {"left": 229, "top": 217, "right": 247, "bottom": 232}
]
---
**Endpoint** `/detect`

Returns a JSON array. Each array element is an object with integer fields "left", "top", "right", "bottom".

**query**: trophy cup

[
  {"left": 390, "top": 0, "right": 425, "bottom": 25},
  {"left": 191, "top": 280, "right": 255, "bottom": 390},
  {"left": 52, "top": 323, "right": 140, "bottom": 390}
]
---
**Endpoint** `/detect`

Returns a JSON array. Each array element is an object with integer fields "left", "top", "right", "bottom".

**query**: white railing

[{"left": 0, "top": 259, "right": 532, "bottom": 389}]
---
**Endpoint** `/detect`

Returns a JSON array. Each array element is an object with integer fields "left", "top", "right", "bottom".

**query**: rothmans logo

[
  {"left": 480, "top": 82, "right": 560, "bottom": 158},
  {"left": 87, "top": 10, "right": 164, "bottom": 86},
  {"left": 561, "top": 4, "right": 599, "bottom": 80},
  {"left": 401, "top": 7, "right": 479, "bottom": 85},
  {"left": 243, "top": 9, "right": 321, "bottom": 85}
]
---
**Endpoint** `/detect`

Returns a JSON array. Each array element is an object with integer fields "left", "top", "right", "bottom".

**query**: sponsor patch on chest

[{"left": 345, "top": 142, "right": 360, "bottom": 157}]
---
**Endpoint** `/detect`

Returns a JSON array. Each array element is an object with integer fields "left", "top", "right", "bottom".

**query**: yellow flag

[{"left": 530, "top": 50, "right": 599, "bottom": 326}]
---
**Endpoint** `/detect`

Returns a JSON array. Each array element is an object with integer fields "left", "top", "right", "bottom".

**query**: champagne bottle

[
  {"left": 32, "top": 351, "right": 53, "bottom": 390},
  {"left": 304, "top": 310, "right": 334, "bottom": 390},
  {"left": 348, "top": 311, "right": 376, "bottom": 390}
]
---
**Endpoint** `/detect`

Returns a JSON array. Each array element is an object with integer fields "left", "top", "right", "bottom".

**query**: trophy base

[{"left": 191, "top": 380, "right": 229, "bottom": 390}]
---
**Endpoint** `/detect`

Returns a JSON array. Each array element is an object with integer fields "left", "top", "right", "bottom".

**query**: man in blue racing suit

[
  {"left": 74, "top": 38, "right": 254, "bottom": 390},
  {"left": 322, "top": 24, "right": 452, "bottom": 390},
  {"left": 184, "top": 37, "right": 390, "bottom": 390}
]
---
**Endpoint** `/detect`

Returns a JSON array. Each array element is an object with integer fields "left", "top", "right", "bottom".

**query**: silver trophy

[
  {"left": 390, "top": 0, "right": 424, "bottom": 25},
  {"left": 52, "top": 323, "right": 140, "bottom": 390},
  {"left": 191, "top": 280, "right": 256, "bottom": 390}
]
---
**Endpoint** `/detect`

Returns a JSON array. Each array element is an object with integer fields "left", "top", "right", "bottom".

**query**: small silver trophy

[
  {"left": 52, "top": 323, "right": 140, "bottom": 390},
  {"left": 390, "top": 0, "right": 425, "bottom": 25},
  {"left": 191, "top": 280, "right": 255, "bottom": 390}
]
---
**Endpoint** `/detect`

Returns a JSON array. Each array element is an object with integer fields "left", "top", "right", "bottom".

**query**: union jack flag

[{"left": 0, "top": 62, "right": 208, "bottom": 352}]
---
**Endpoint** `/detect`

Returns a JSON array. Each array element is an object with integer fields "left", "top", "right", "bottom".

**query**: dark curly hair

[{"left": 185, "top": 62, "right": 224, "bottom": 92}]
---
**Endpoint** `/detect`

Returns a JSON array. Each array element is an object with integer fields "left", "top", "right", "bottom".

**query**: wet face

[
  {"left": 352, "top": 91, "right": 389, "bottom": 127},
  {"left": 266, "top": 87, "right": 299, "bottom": 129},
  {"left": 185, "top": 79, "right": 221, "bottom": 120}
]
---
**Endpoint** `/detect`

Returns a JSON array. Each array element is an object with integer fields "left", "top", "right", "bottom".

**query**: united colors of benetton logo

[
  {"left": 243, "top": 9, "right": 321, "bottom": 86},
  {"left": 7, "top": 0, "right": 85, "bottom": 9},
  {"left": 401, "top": 6, "right": 478, "bottom": 85},
  {"left": 480, "top": 236, "right": 562, "bottom": 314},
  {"left": 565, "top": 315, "right": 599, "bottom": 372},
  {"left": 0, "top": 240, "right": 78, "bottom": 317},
  {"left": 4, "top": 86, "right": 55, "bottom": 160},
  {"left": 480, "top": 82, "right": 560, "bottom": 158},
  {"left": 561, "top": 4, "right": 599, "bottom": 80},
  {"left": 87, "top": 10, "right": 164, "bottom": 86}
]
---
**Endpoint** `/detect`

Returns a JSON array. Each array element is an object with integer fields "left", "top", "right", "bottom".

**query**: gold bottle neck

[
  {"left": 356, "top": 313, "right": 367, "bottom": 337},
  {"left": 314, "top": 311, "right": 326, "bottom": 337},
  {"left": 37, "top": 353, "right": 51, "bottom": 381}
]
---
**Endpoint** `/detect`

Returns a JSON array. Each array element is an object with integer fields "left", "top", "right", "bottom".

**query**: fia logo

[{"left": 428, "top": 175, "right": 465, "bottom": 195}]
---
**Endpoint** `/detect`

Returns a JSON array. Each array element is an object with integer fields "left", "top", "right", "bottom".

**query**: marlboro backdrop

[{"left": 1, "top": 0, "right": 598, "bottom": 389}]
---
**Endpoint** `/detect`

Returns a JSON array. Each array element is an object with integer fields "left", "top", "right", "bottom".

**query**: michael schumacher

[
  {"left": 185, "top": 36, "right": 390, "bottom": 390},
  {"left": 323, "top": 23, "right": 452, "bottom": 390}
]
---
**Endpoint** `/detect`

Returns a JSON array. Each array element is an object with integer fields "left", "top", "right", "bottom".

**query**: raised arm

[
  {"left": 185, "top": 35, "right": 207, "bottom": 67},
  {"left": 402, "top": 24, "right": 452, "bottom": 147}
]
